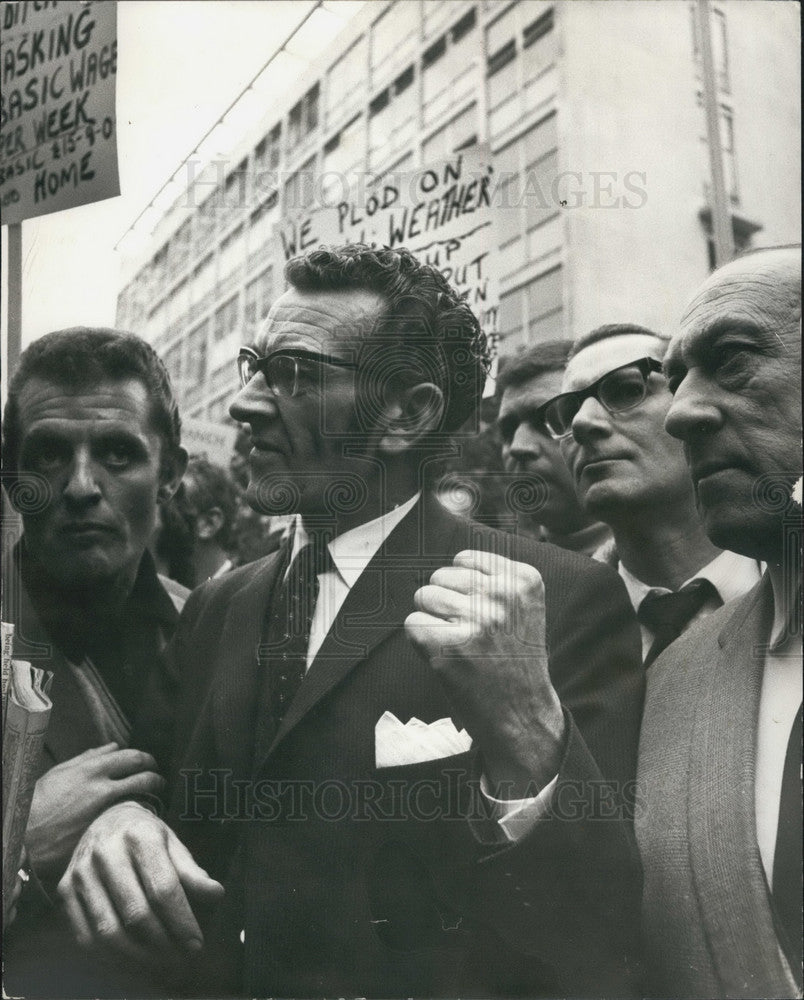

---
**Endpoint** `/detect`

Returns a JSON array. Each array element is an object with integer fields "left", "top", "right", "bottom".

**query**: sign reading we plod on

[
  {"left": 0, "top": 0, "right": 119, "bottom": 224},
  {"left": 275, "top": 146, "right": 500, "bottom": 358}
]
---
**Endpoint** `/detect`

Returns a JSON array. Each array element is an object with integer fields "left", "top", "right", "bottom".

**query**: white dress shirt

[
  {"left": 287, "top": 493, "right": 420, "bottom": 669},
  {"left": 755, "top": 564, "right": 802, "bottom": 889},
  {"left": 618, "top": 549, "right": 763, "bottom": 660}
]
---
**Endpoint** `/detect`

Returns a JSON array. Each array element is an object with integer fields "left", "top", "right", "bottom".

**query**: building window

[
  {"left": 283, "top": 156, "right": 316, "bottom": 215},
  {"left": 214, "top": 295, "right": 239, "bottom": 343},
  {"left": 255, "top": 123, "right": 281, "bottom": 174},
  {"left": 523, "top": 9, "right": 553, "bottom": 48},
  {"left": 451, "top": 8, "right": 477, "bottom": 44},
  {"left": 168, "top": 220, "right": 192, "bottom": 278},
  {"left": 422, "top": 7, "right": 478, "bottom": 126},
  {"left": 423, "top": 35, "right": 447, "bottom": 70},
  {"left": 368, "top": 64, "right": 417, "bottom": 167},
  {"left": 288, "top": 83, "right": 320, "bottom": 150},
  {"left": 186, "top": 321, "right": 209, "bottom": 387},
  {"left": 423, "top": 103, "right": 478, "bottom": 161},
  {"left": 369, "top": 88, "right": 390, "bottom": 117},
  {"left": 494, "top": 111, "right": 559, "bottom": 258},
  {"left": 244, "top": 266, "right": 274, "bottom": 337},
  {"left": 394, "top": 65, "right": 414, "bottom": 95},
  {"left": 370, "top": 2, "right": 418, "bottom": 86},
  {"left": 326, "top": 36, "right": 367, "bottom": 127},
  {"left": 323, "top": 114, "right": 364, "bottom": 198},
  {"left": 223, "top": 161, "right": 247, "bottom": 210},
  {"left": 499, "top": 266, "right": 563, "bottom": 354},
  {"left": 488, "top": 39, "right": 516, "bottom": 77}
]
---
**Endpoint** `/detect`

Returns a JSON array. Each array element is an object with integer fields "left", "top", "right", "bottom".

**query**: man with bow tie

[
  {"left": 638, "top": 245, "right": 802, "bottom": 997},
  {"left": 58, "top": 244, "right": 644, "bottom": 997}
]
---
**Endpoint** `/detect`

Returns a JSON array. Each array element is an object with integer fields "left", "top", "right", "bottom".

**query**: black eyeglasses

[
  {"left": 237, "top": 347, "right": 359, "bottom": 397},
  {"left": 543, "top": 357, "right": 665, "bottom": 440}
]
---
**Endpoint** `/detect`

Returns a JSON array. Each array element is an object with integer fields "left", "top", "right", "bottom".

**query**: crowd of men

[{"left": 1, "top": 241, "right": 800, "bottom": 999}]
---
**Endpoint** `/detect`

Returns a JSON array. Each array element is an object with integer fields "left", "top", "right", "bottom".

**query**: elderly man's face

[
  {"left": 230, "top": 286, "right": 387, "bottom": 517},
  {"left": 16, "top": 377, "right": 170, "bottom": 591},
  {"left": 664, "top": 250, "right": 802, "bottom": 561},
  {"left": 560, "top": 334, "right": 689, "bottom": 522}
]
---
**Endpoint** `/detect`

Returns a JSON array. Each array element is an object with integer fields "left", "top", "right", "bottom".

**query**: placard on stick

[
  {"left": 0, "top": 0, "right": 120, "bottom": 224},
  {"left": 274, "top": 146, "right": 500, "bottom": 392}
]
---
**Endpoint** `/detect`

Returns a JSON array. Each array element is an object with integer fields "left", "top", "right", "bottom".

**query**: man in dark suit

[
  {"left": 637, "top": 245, "right": 802, "bottom": 997},
  {"left": 58, "top": 245, "right": 644, "bottom": 997},
  {"left": 1, "top": 328, "right": 189, "bottom": 997}
]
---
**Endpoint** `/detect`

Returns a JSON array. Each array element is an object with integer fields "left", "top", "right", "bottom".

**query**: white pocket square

[{"left": 374, "top": 711, "right": 472, "bottom": 768}]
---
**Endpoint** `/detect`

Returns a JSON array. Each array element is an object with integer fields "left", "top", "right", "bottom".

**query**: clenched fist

[{"left": 405, "top": 550, "right": 565, "bottom": 796}]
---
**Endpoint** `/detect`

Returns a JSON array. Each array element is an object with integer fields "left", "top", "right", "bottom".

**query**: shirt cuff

[{"left": 479, "top": 773, "right": 558, "bottom": 842}]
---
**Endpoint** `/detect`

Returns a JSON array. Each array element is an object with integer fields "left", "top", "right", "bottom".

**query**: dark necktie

[
  {"left": 253, "top": 534, "right": 333, "bottom": 768},
  {"left": 772, "top": 703, "right": 802, "bottom": 978},
  {"left": 638, "top": 578, "right": 720, "bottom": 667}
]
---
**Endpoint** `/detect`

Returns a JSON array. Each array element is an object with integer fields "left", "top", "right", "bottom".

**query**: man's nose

[
  {"left": 63, "top": 450, "right": 101, "bottom": 505},
  {"left": 664, "top": 372, "right": 721, "bottom": 442},
  {"left": 508, "top": 424, "right": 542, "bottom": 461},
  {"left": 570, "top": 395, "right": 610, "bottom": 444},
  {"left": 229, "top": 373, "right": 279, "bottom": 424}
]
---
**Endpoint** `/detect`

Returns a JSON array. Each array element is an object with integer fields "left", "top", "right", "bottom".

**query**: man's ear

[
  {"left": 377, "top": 382, "right": 445, "bottom": 454},
  {"left": 157, "top": 446, "right": 188, "bottom": 504}
]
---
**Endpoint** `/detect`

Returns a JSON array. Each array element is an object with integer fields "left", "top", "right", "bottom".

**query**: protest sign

[
  {"left": 274, "top": 146, "right": 500, "bottom": 390},
  {"left": 182, "top": 417, "right": 238, "bottom": 468},
  {"left": 0, "top": 0, "right": 120, "bottom": 224}
]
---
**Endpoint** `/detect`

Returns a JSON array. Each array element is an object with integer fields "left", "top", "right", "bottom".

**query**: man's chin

[{"left": 246, "top": 476, "right": 302, "bottom": 516}]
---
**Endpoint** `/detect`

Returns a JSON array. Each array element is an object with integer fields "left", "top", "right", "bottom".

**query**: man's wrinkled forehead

[
  {"left": 253, "top": 287, "right": 387, "bottom": 355},
  {"left": 681, "top": 250, "right": 801, "bottom": 329},
  {"left": 676, "top": 250, "right": 802, "bottom": 361}
]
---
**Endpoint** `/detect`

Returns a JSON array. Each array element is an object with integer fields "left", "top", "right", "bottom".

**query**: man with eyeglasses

[
  {"left": 547, "top": 323, "right": 761, "bottom": 666},
  {"left": 636, "top": 246, "right": 802, "bottom": 998},
  {"left": 496, "top": 340, "right": 612, "bottom": 556},
  {"left": 57, "top": 245, "right": 644, "bottom": 997}
]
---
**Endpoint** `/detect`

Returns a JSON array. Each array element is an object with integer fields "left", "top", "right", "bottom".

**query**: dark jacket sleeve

[{"left": 451, "top": 542, "right": 645, "bottom": 997}]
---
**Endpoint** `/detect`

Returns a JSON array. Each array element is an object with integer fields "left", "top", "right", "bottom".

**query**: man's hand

[
  {"left": 26, "top": 743, "right": 166, "bottom": 881},
  {"left": 405, "top": 550, "right": 566, "bottom": 796},
  {"left": 58, "top": 802, "right": 224, "bottom": 966}
]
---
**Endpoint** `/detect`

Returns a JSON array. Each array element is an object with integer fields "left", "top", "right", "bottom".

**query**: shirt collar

[
  {"left": 289, "top": 492, "right": 421, "bottom": 589},
  {"left": 618, "top": 548, "right": 764, "bottom": 613}
]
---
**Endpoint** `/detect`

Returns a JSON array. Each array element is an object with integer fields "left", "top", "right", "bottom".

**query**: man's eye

[
  {"left": 101, "top": 445, "right": 134, "bottom": 468},
  {"left": 29, "top": 444, "right": 66, "bottom": 471},
  {"left": 711, "top": 347, "right": 754, "bottom": 386}
]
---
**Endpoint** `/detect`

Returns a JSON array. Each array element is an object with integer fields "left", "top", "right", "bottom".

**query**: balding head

[{"left": 664, "top": 245, "right": 802, "bottom": 561}]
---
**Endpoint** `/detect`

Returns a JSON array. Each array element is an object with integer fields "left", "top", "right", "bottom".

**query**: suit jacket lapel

[
  {"left": 211, "top": 549, "right": 286, "bottom": 779},
  {"left": 261, "top": 497, "right": 462, "bottom": 764},
  {"left": 687, "top": 576, "right": 797, "bottom": 995}
]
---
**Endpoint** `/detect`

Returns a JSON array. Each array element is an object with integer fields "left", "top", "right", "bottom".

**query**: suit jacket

[
  {"left": 162, "top": 495, "right": 645, "bottom": 997},
  {"left": 637, "top": 575, "right": 801, "bottom": 998},
  {"left": 2, "top": 544, "right": 187, "bottom": 999}
]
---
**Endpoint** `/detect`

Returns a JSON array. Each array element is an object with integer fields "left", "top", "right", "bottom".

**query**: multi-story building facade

[{"left": 116, "top": 0, "right": 801, "bottom": 425}]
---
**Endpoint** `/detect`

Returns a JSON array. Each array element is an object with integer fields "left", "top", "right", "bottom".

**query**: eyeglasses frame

[
  {"left": 237, "top": 346, "right": 360, "bottom": 397},
  {"left": 543, "top": 356, "right": 665, "bottom": 440}
]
